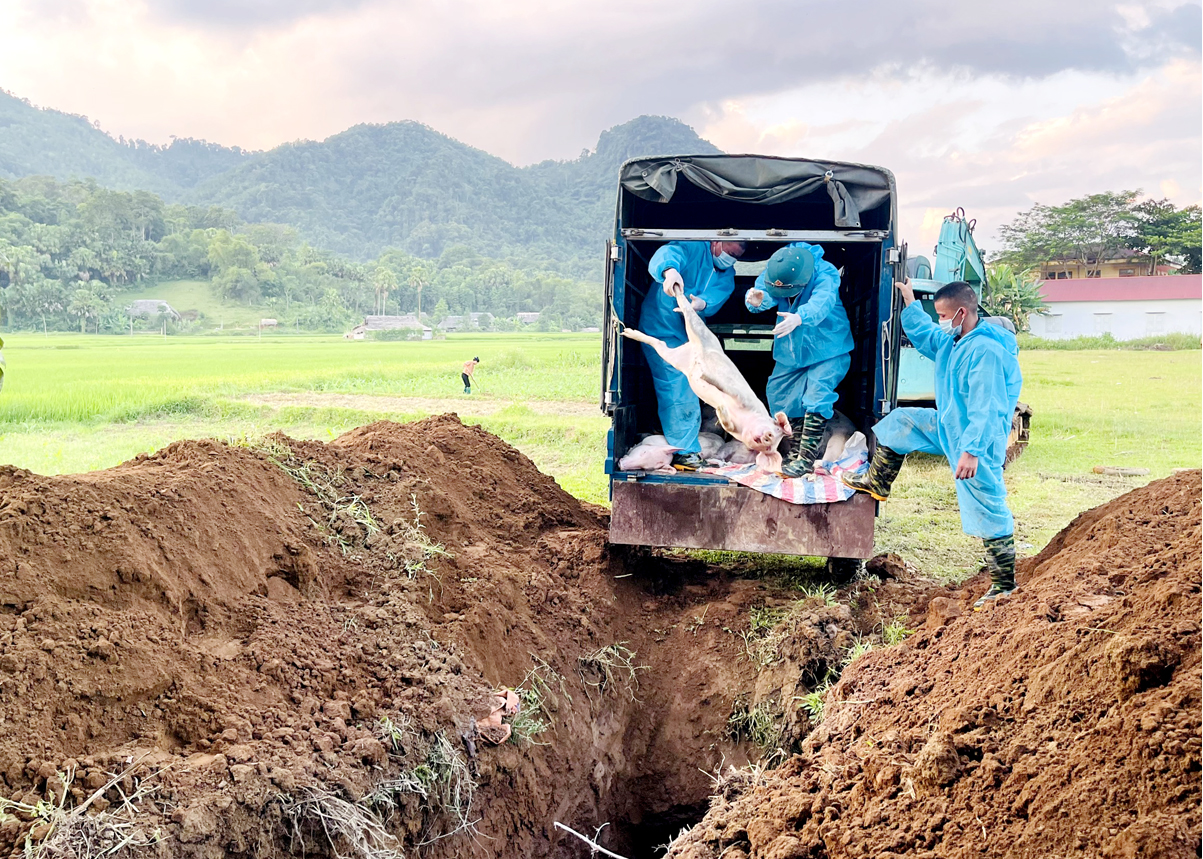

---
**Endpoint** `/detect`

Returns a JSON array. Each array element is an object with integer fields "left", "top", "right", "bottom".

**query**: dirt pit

[
  {"left": 0, "top": 417, "right": 1196, "bottom": 859},
  {"left": 0, "top": 415, "right": 935, "bottom": 859},
  {"left": 668, "top": 470, "right": 1202, "bottom": 859}
]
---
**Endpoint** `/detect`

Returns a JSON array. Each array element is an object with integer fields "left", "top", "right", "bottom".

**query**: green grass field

[{"left": 2, "top": 333, "right": 1198, "bottom": 580}]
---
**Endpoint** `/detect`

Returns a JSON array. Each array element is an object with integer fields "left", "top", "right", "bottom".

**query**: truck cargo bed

[{"left": 610, "top": 480, "right": 876, "bottom": 557}]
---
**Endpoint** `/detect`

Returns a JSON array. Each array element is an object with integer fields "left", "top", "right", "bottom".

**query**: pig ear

[{"left": 775, "top": 412, "right": 792, "bottom": 435}]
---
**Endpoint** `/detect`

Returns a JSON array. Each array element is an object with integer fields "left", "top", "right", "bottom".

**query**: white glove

[
  {"left": 746, "top": 288, "right": 765, "bottom": 308},
  {"left": 688, "top": 294, "right": 706, "bottom": 312},
  {"left": 773, "top": 312, "right": 802, "bottom": 338},
  {"left": 661, "top": 268, "right": 684, "bottom": 296}
]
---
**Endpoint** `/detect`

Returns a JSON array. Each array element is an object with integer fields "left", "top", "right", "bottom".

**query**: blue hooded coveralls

[
  {"left": 746, "top": 242, "right": 853, "bottom": 419},
  {"left": 872, "top": 302, "right": 1023, "bottom": 538},
  {"left": 639, "top": 242, "right": 736, "bottom": 453}
]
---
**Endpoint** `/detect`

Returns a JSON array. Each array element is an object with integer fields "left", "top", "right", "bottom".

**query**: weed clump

[{"left": 578, "top": 643, "right": 646, "bottom": 701}]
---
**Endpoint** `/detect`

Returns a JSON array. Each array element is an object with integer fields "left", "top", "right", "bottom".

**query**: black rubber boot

[
  {"left": 781, "top": 413, "right": 828, "bottom": 477},
  {"left": 780, "top": 417, "right": 807, "bottom": 464},
  {"left": 841, "top": 444, "right": 905, "bottom": 501},
  {"left": 974, "top": 535, "right": 1017, "bottom": 610},
  {"left": 671, "top": 451, "right": 705, "bottom": 472}
]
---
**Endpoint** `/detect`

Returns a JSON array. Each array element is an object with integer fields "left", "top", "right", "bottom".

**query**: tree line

[
  {"left": 982, "top": 190, "right": 1200, "bottom": 332},
  {"left": 0, "top": 176, "right": 603, "bottom": 333}
]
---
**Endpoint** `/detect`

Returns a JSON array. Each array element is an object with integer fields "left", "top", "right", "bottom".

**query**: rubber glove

[
  {"left": 672, "top": 295, "right": 708, "bottom": 314},
  {"left": 661, "top": 268, "right": 685, "bottom": 297},
  {"left": 773, "top": 311, "right": 801, "bottom": 338},
  {"left": 746, "top": 288, "right": 765, "bottom": 308}
]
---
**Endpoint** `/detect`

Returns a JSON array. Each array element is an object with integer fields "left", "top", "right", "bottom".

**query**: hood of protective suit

[{"left": 965, "top": 313, "right": 1019, "bottom": 357}]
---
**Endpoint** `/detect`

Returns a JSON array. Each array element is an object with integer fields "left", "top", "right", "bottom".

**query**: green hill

[
  {"left": 0, "top": 88, "right": 720, "bottom": 275},
  {"left": 0, "top": 90, "right": 249, "bottom": 196},
  {"left": 121, "top": 280, "right": 269, "bottom": 331}
]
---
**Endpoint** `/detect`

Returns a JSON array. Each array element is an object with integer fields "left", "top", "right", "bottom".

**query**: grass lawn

[{"left": 1, "top": 333, "right": 1197, "bottom": 579}]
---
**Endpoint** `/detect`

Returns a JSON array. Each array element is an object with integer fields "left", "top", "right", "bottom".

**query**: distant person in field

[
  {"left": 461, "top": 357, "right": 479, "bottom": 394},
  {"left": 844, "top": 279, "right": 1022, "bottom": 610}
]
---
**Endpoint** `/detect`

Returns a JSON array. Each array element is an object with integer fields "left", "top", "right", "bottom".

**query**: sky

[{"left": 1, "top": 0, "right": 1199, "bottom": 250}]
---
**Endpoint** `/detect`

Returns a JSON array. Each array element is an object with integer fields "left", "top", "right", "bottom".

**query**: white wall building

[{"left": 1028, "top": 275, "right": 1201, "bottom": 341}]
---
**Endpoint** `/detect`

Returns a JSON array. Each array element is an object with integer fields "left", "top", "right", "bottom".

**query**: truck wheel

[{"left": 825, "top": 557, "right": 863, "bottom": 583}]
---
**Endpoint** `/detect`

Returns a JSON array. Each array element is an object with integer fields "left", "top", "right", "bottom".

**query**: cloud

[
  {"left": 0, "top": 0, "right": 1197, "bottom": 252},
  {"left": 696, "top": 58, "right": 1200, "bottom": 250},
  {"left": 150, "top": 0, "right": 376, "bottom": 27},
  {"left": 2, "top": 0, "right": 1199, "bottom": 161}
]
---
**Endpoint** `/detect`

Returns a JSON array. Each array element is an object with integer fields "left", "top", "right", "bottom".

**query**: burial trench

[{"left": 0, "top": 414, "right": 945, "bottom": 858}]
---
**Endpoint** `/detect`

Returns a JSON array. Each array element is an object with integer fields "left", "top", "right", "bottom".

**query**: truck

[{"left": 600, "top": 154, "right": 906, "bottom": 575}]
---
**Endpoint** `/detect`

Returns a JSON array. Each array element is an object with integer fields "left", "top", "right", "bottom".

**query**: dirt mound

[
  {"left": 0, "top": 414, "right": 919, "bottom": 859},
  {"left": 668, "top": 470, "right": 1203, "bottom": 859}
]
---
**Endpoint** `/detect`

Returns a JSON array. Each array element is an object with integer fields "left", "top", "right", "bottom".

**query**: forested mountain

[
  {"left": 0, "top": 90, "right": 249, "bottom": 196},
  {"left": 0, "top": 175, "right": 603, "bottom": 334},
  {"left": 0, "top": 90, "right": 719, "bottom": 276},
  {"left": 185, "top": 115, "right": 719, "bottom": 275}
]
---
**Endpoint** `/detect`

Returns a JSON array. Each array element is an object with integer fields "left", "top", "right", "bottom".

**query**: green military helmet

[{"left": 764, "top": 246, "right": 815, "bottom": 299}]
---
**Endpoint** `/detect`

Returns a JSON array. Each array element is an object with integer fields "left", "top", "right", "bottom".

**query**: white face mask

[
  {"left": 939, "top": 310, "right": 964, "bottom": 337},
  {"left": 713, "top": 251, "right": 736, "bottom": 270}
]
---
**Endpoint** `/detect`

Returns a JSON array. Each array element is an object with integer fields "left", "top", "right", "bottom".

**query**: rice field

[{"left": 2, "top": 331, "right": 1199, "bottom": 577}]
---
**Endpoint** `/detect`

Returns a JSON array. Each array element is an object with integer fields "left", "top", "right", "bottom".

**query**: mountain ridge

[{"left": 0, "top": 91, "right": 722, "bottom": 272}]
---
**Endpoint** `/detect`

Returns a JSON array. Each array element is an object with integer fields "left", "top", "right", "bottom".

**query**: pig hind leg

[{"left": 622, "top": 327, "right": 695, "bottom": 376}]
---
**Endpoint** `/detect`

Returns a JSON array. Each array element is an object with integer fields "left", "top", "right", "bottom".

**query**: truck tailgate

[{"left": 609, "top": 481, "right": 876, "bottom": 557}]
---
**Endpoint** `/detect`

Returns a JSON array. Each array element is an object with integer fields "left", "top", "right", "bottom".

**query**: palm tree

[
  {"left": 372, "top": 267, "right": 398, "bottom": 316},
  {"left": 409, "top": 263, "right": 431, "bottom": 321},
  {"left": 984, "top": 264, "right": 1048, "bottom": 333}
]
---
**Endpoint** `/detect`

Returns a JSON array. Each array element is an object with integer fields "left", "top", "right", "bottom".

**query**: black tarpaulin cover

[{"left": 619, "top": 155, "right": 893, "bottom": 228}]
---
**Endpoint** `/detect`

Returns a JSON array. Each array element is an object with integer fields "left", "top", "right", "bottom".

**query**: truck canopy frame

[{"left": 602, "top": 154, "right": 904, "bottom": 560}]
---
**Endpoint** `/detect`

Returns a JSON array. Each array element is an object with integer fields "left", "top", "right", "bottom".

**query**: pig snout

[{"left": 746, "top": 423, "right": 785, "bottom": 454}]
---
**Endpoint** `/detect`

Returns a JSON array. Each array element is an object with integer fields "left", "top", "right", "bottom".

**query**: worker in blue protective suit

[
  {"left": 640, "top": 240, "right": 747, "bottom": 470},
  {"left": 745, "top": 243, "right": 853, "bottom": 477},
  {"left": 844, "top": 279, "right": 1023, "bottom": 610}
]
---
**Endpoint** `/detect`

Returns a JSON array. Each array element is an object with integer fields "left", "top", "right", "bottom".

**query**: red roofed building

[{"left": 1029, "top": 275, "right": 1202, "bottom": 340}]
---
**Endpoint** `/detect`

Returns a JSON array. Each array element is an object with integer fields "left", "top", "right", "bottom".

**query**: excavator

[{"left": 897, "top": 208, "right": 1031, "bottom": 460}]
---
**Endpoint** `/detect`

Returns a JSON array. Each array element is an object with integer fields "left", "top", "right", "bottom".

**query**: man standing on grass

[
  {"left": 461, "top": 356, "right": 479, "bottom": 394},
  {"left": 843, "top": 279, "right": 1022, "bottom": 610}
]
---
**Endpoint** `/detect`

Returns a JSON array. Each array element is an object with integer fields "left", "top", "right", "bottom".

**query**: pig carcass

[
  {"left": 713, "top": 439, "right": 756, "bottom": 465},
  {"left": 820, "top": 411, "right": 858, "bottom": 462},
  {"left": 618, "top": 435, "right": 679, "bottom": 472},
  {"left": 698, "top": 432, "right": 725, "bottom": 460},
  {"left": 622, "top": 289, "right": 791, "bottom": 472}
]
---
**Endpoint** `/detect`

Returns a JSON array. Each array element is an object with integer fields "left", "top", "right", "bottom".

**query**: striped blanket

[{"left": 701, "top": 432, "right": 870, "bottom": 505}]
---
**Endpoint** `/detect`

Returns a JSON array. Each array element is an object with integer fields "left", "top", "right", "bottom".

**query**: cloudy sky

[{"left": 1, "top": 0, "right": 1199, "bottom": 249}]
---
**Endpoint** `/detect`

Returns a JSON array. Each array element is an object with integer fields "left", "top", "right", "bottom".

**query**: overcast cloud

[{"left": 0, "top": 0, "right": 1198, "bottom": 246}]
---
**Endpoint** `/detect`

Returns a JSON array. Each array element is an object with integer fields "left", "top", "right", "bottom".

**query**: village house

[
  {"left": 346, "top": 314, "right": 432, "bottom": 340},
  {"left": 1029, "top": 274, "right": 1201, "bottom": 340},
  {"left": 1039, "top": 249, "right": 1176, "bottom": 280},
  {"left": 126, "top": 299, "right": 180, "bottom": 321}
]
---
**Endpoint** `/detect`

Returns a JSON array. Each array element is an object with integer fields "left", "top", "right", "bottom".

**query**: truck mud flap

[{"left": 609, "top": 482, "right": 876, "bottom": 558}]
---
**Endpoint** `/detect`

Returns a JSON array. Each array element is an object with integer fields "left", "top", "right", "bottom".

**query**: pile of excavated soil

[
  {"left": 0, "top": 415, "right": 926, "bottom": 859},
  {"left": 668, "top": 470, "right": 1203, "bottom": 859}
]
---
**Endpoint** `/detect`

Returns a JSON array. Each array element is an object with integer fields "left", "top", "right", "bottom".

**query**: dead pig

[
  {"left": 618, "top": 435, "right": 679, "bottom": 472},
  {"left": 623, "top": 288, "right": 791, "bottom": 472},
  {"left": 713, "top": 439, "right": 756, "bottom": 465}
]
